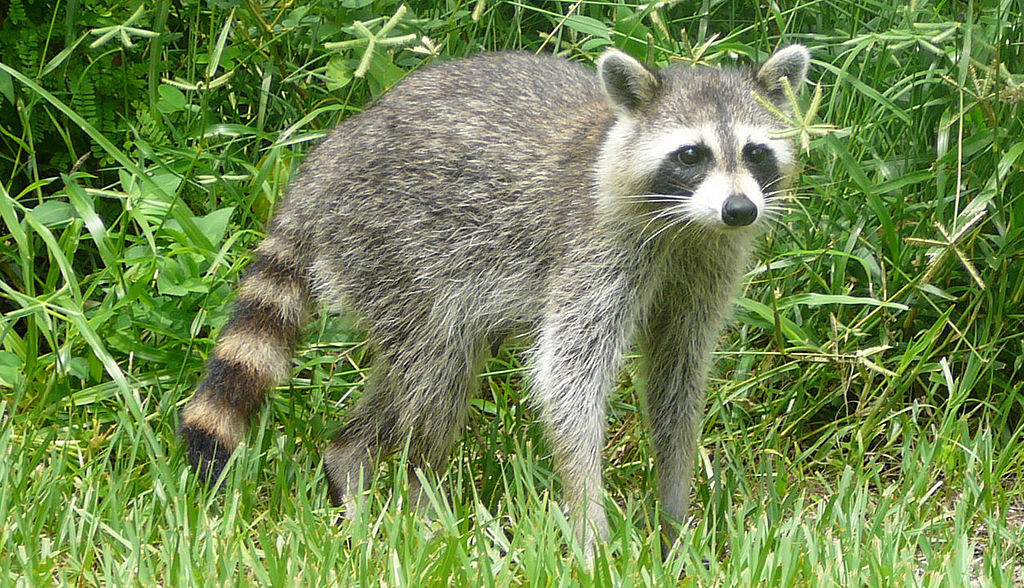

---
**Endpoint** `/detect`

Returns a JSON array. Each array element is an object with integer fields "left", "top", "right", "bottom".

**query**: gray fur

[{"left": 182, "top": 46, "right": 809, "bottom": 560}]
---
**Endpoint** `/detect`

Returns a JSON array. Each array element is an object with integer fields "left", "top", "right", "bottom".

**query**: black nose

[{"left": 722, "top": 194, "right": 758, "bottom": 227}]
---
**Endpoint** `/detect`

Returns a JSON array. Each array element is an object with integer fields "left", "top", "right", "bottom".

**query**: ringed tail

[{"left": 179, "top": 234, "right": 312, "bottom": 483}]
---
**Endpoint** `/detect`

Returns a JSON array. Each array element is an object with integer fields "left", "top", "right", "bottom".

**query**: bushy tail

[{"left": 180, "top": 235, "right": 312, "bottom": 483}]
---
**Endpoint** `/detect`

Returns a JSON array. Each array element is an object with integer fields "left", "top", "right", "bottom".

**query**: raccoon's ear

[
  {"left": 756, "top": 45, "right": 810, "bottom": 105},
  {"left": 597, "top": 48, "right": 660, "bottom": 115}
]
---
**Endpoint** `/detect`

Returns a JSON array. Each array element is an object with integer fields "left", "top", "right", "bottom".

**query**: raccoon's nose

[{"left": 722, "top": 194, "right": 758, "bottom": 227}]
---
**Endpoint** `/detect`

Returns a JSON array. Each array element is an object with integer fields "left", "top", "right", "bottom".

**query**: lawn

[{"left": 1, "top": 0, "right": 1022, "bottom": 585}]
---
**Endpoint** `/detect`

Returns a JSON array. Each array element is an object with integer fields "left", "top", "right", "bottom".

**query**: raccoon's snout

[{"left": 722, "top": 193, "right": 758, "bottom": 227}]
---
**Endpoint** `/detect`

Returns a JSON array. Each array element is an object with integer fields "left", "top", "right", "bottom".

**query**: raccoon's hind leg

[
  {"left": 322, "top": 358, "right": 401, "bottom": 514},
  {"left": 324, "top": 324, "right": 489, "bottom": 517},
  {"left": 180, "top": 236, "right": 311, "bottom": 484}
]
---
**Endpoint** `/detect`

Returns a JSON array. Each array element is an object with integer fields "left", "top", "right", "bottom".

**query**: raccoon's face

[{"left": 595, "top": 46, "right": 809, "bottom": 235}]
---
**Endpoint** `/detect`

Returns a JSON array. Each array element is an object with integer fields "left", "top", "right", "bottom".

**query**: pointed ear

[
  {"left": 756, "top": 45, "right": 810, "bottom": 105},
  {"left": 597, "top": 48, "right": 660, "bottom": 115}
]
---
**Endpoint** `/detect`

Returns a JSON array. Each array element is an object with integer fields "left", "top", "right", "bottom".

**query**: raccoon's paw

[
  {"left": 323, "top": 442, "right": 376, "bottom": 521},
  {"left": 178, "top": 397, "right": 245, "bottom": 487}
]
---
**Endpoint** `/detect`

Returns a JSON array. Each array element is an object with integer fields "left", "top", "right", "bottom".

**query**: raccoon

[{"left": 180, "top": 45, "right": 810, "bottom": 557}]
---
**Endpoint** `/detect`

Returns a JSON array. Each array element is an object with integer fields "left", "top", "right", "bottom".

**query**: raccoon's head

[{"left": 594, "top": 45, "right": 810, "bottom": 236}]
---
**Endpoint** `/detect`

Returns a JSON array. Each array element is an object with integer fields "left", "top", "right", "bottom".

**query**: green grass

[{"left": 2, "top": 0, "right": 1023, "bottom": 585}]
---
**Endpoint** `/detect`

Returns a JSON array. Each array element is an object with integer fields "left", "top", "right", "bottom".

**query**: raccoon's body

[{"left": 181, "top": 46, "right": 810, "bottom": 556}]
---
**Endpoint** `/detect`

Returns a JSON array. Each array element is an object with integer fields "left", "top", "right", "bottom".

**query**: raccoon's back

[
  {"left": 275, "top": 53, "right": 611, "bottom": 235},
  {"left": 269, "top": 53, "right": 615, "bottom": 306},
  {"left": 327, "top": 52, "right": 607, "bottom": 180}
]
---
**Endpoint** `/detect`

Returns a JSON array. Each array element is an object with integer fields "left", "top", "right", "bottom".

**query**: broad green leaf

[
  {"left": 0, "top": 351, "right": 21, "bottom": 388},
  {"left": 563, "top": 15, "right": 610, "bottom": 39},
  {"left": 30, "top": 201, "right": 76, "bottom": 227},
  {"left": 327, "top": 55, "right": 354, "bottom": 91},
  {"left": 0, "top": 69, "right": 12, "bottom": 104},
  {"left": 156, "top": 84, "right": 187, "bottom": 113},
  {"left": 193, "top": 207, "right": 235, "bottom": 247},
  {"left": 164, "top": 206, "right": 235, "bottom": 248}
]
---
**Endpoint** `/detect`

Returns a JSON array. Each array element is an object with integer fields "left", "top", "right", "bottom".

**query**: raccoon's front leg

[
  {"left": 640, "top": 297, "right": 725, "bottom": 553},
  {"left": 532, "top": 282, "right": 641, "bottom": 562}
]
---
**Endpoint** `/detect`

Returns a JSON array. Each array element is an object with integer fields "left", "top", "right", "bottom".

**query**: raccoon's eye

[
  {"left": 675, "top": 146, "right": 704, "bottom": 166},
  {"left": 744, "top": 144, "right": 772, "bottom": 164}
]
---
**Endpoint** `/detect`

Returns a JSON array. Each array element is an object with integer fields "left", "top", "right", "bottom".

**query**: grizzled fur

[{"left": 181, "top": 46, "right": 810, "bottom": 557}]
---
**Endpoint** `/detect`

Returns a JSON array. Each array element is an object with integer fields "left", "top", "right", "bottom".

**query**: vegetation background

[{"left": 1, "top": 0, "right": 1022, "bottom": 585}]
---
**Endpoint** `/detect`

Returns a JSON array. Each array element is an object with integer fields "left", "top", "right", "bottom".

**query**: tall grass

[{"left": 1, "top": 0, "right": 1022, "bottom": 585}]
